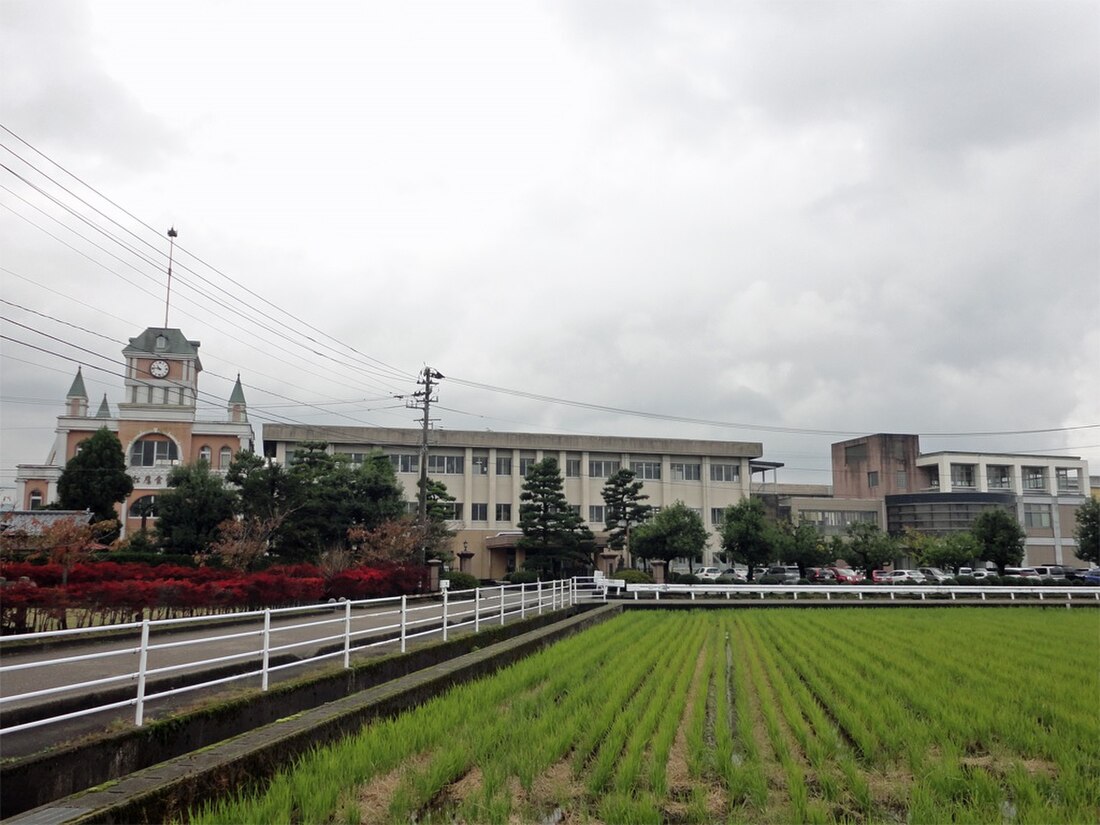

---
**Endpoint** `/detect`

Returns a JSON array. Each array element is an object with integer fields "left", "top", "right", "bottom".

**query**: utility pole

[{"left": 408, "top": 367, "right": 443, "bottom": 560}]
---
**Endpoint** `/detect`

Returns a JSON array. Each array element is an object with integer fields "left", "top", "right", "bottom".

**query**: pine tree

[
  {"left": 518, "top": 457, "right": 594, "bottom": 577},
  {"left": 601, "top": 468, "right": 652, "bottom": 562}
]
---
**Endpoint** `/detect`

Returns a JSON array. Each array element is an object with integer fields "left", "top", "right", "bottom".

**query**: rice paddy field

[{"left": 190, "top": 608, "right": 1100, "bottom": 824}]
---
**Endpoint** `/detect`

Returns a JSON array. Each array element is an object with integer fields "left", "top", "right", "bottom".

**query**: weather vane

[{"left": 164, "top": 226, "right": 178, "bottom": 329}]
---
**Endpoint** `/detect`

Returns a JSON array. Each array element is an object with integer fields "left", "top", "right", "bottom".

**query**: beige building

[
  {"left": 263, "top": 425, "right": 764, "bottom": 578},
  {"left": 831, "top": 434, "right": 1091, "bottom": 566},
  {"left": 14, "top": 327, "right": 255, "bottom": 535}
]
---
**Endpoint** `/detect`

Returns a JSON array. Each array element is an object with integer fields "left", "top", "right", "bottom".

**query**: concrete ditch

[{"left": 4, "top": 604, "right": 619, "bottom": 824}]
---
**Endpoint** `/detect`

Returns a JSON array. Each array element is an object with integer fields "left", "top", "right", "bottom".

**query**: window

[
  {"left": 710, "top": 507, "right": 727, "bottom": 525},
  {"left": 472, "top": 453, "right": 489, "bottom": 475},
  {"left": 388, "top": 453, "right": 419, "bottom": 473},
  {"left": 1023, "top": 503, "right": 1051, "bottom": 528},
  {"left": 496, "top": 456, "right": 512, "bottom": 475},
  {"left": 1056, "top": 468, "right": 1080, "bottom": 492},
  {"left": 471, "top": 503, "right": 488, "bottom": 522},
  {"left": 670, "top": 462, "right": 701, "bottom": 481},
  {"left": 130, "top": 494, "right": 159, "bottom": 518},
  {"left": 29, "top": 490, "right": 43, "bottom": 510},
  {"left": 427, "top": 455, "right": 464, "bottom": 474},
  {"left": 155, "top": 334, "right": 168, "bottom": 351},
  {"left": 440, "top": 501, "right": 463, "bottom": 520},
  {"left": 495, "top": 503, "right": 512, "bottom": 522},
  {"left": 567, "top": 504, "right": 581, "bottom": 517},
  {"left": 1022, "top": 467, "right": 1046, "bottom": 491},
  {"left": 519, "top": 457, "right": 537, "bottom": 477},
  {"left": 950, "top": 464, "right": 976, "bottom": 488},
  {"left": 219, "top": 447, "right": 233, "bottom": 468},
  {"left": 987, "top": 466, "right": 1012, "bottom": 490},
  {"left": 565, "top": 458, "right": 581, "bottom": 477},
  {"left": 710, "top": 463, "right": 739, "bottom": 482},
  {"left": 589, "top": 460, "right": 620, "bottom": 478},
  {"left": 867, "top": 471, "right": 879, "bottom": 488},
  {"left": 130, "top": 438, "right": 178, "bottom": 467},
  {"left": 589, "top": 505, "right": 606, "bottom": 523},
  {"left": 845, "top": 443, "right": 868, "bottom": 463},
  {"left": 631, "top": 461, "right": 661, "bottom": 480},
  {"left": 199, "top": 445, "right": 212, "bottom": 463},
  {"left": 895, "top": 470, "right": 908, "bottom": 490}
]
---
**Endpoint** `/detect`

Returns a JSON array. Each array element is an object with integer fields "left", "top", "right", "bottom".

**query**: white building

[{"left": 263, "top": 425, "right": 765, "bottom": 578}]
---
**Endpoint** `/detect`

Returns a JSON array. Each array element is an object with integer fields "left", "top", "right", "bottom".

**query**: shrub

[
  {"left": 441, "top": 571, "right": 479, "bottom": 592},
  {"left": 955, "top": 575, "right": 978, "bottom": 586},
  {"left": 617, "top": 569, "right": 653, "bottom": 584},
  {"left": 669, "top": 572, "right": 699, "bottom": 585},
  {"left": 758, "top": 575, "right": 784, "bottom": 584},
  {"left": 504, "top": 570, "right": 541, "bottom": 584}
]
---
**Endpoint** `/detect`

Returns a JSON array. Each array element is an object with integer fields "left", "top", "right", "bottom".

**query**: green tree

[
  {"left": 920, "top": 532, "right": 981, "bottom": 573},
  {"left": 1073, "top": 497, "right": 1100, "bottom": 566},
  {"left": 226, "top": 450, "right": 298, "bottom": 523},
  {"left": 600, "top": 468, "right": 652, "bottom": 559},
  {"left": 774, "top": 519, "right": 829, "bottom": 578},
  {"left": 56, "top": 427, "right": 133, "bottom": 523},
  {"left": 518, "top": 457, "right": 594, "bottom": 577},
  {"left": 719, "top": 498, "right": 775, "bottom": 581},
  {"left": 630, "top": 502, "right": 708, "bottom": 572},
  {"left": 418, "top": 477, "right": 457, "bottom": 563},
  {"left": 844, "top": 521, "right": 897, "bottom": 577},
  {"left": 274, "top": 443, "right": 405, "bottom": 562},
  {"left": 156, "top": 461, "right": 237, "bottom": 556},
  {"left": 972, "top": 507, "right": 1025, "bottom": 574}
]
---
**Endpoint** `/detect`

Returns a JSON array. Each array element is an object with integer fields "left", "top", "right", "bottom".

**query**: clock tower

[{"left": 118, "top": 327, "right": 202, "bottom": 422}]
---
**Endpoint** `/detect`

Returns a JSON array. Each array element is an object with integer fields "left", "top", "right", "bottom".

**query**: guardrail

[
  {"left": 0, "top": 579, "right": 575, "bottom": 736},
  {"left": 623, "top": 582, "right": 1100, "bottom": 602}
]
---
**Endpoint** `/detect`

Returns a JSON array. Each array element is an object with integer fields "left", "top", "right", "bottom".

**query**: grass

[{"left": 188, "top": 608, "right": 1100, "bottom": 824}]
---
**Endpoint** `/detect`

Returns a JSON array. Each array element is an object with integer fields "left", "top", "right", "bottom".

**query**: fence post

[
  {"left": 134, "top": 619, "right": 151, "bottom": 726},
  {"left": 537, "top": 581, "right": 543, "bottom": 615},
  {"left": 500, "top": 584, "right": 506, "bottom": 625},
  {"left": 343, "top": 599, "right": 352, "bottom": 669},
  {"left": 400, "top": 595, "right": 407, "bottom": 653},
  {"left": 475, "top": 588, "right": 481, "bottom": 633},
  {"left": 520, "top": 583, "right": 526, "bottom": 619},
  {"left": 261, "top": 609, "right": 272, "bottom": 691},
  {"left": 442, "top": 587, "right": 449, "bottom": 642}
]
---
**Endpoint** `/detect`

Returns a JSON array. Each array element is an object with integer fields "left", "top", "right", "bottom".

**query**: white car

[
  {"left": 970, "top": 569, "right": 997, "bottom": 580},
  {"left": 884, "top": 569, "right": 926, "bottom": 584},
  {"left": 697, "top": 567, "right": 722, "bottom": 580}
]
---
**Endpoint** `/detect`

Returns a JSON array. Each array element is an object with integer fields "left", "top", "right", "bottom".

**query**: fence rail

[
  {"left": 623, "top": 582, "right": 1100, "bottom": 602},
  {"left": 0, "top": 579, "right": 579, "bottom": 736}
]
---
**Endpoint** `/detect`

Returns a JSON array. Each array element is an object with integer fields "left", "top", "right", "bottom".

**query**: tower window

[
  {"left": 130, "top": 438, "right": 178, "bottom": 467},
  {"left": 29, "top": 490, "right": 44, "bottom": 510}
]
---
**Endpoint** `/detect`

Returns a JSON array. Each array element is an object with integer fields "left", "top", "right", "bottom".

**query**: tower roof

[
  {"left": 66, "top": 367, "right": 88, "bottom": 399},
  {"left": 229, "top": 374, "right": 247, "bottom": 405},
  {"left": 95, "top": 394, "right": 111, "bottom": 418},
  {"left": 123, "top": 328, "right": 202, "bottom": 367}
]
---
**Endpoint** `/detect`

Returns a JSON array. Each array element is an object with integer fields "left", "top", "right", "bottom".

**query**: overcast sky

[{"left": 2, "top": 0, "right": 1098, "bottom": 500}]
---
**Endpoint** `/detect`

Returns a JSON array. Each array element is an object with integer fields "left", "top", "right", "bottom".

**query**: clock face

[{"left": 149, "top": 360, "right": 170, "bottom": 378}]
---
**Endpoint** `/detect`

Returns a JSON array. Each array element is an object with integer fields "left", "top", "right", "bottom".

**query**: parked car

[
  {"left": 1066, "top": 568, "right": 1093, "bottom": 581},
  {"left": 827, "top": 566, "right": 864, "bottom": 583},
  {"left": 1083, "top": 569, "right": 1100, "bottom": 585},
  {"left": 871, "top": 569, "right": 891, "bottom": 583},
  {"left": 806, "top": 567, "right": 837, "bottom": 583},
  {"left": 970, "top": 569, "right": 997, "bottom": 581},
  {"left": 884, "top": 569, "right": 926, "bottom": 584},
  {"left": 918, "top": 567, "right": 952, "bottom": 583},
  {"left": 697, "top": 567, "right": 722, "bottom": 581},
  {"left": 766, "top": 566, "right": 800, "bottom": 584},
  {"left": 1004, "top": 567, "right": 1042, "bottom": 581},
  {"left": 1030, "top": 566, "right": 1067, "bottom": 580},
  {"left": 718, "top": 567, "right": 747, "bottom": 583}
]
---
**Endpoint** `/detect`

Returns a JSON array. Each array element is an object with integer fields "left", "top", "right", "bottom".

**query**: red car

[
  {"left": 871, "top": 569, "right": 890, "bottom": 583},
  {"left": 827, "top": 566, "right": 865, "bottom": 583}
]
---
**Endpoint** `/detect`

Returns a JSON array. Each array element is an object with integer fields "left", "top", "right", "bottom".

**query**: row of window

[
  {"left": 128, "top": 438, "right": 234, "bottom": 468},
  {"left": 935, "top": 464, "right": 1081, "bottom": 492},
  {"left": 373, "top": 451, "right": 741, "bottom": 483}
]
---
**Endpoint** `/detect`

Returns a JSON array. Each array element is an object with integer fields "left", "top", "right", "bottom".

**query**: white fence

[
  {"left": 0, "top": 579, "right": 578, "bottom": 737},
  {"left": 624, "top": 582, "right": 1100, "bottom": 602}
]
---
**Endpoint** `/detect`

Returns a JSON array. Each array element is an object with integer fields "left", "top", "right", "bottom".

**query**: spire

[
  {"left": 95, "top": 394, "right": 111, "bottom": 418},
  {"left": 229, "top": 374, "right": 247, "bottom": 405},
  {"left": 66, "top": 367, "right": 88, "bottom": 417},
  {"left": 228, "top": 373, "right": 247, "bottom": 423},
  {"left": 67, "top": 367, "right": 88, "bottom": 400}
]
